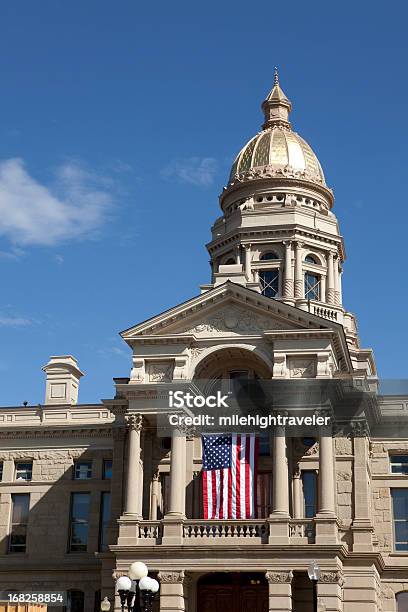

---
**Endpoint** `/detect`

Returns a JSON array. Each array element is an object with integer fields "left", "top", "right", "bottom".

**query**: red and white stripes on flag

[{"left": 202, "top": 434, "right": 258, "bottom": 519}]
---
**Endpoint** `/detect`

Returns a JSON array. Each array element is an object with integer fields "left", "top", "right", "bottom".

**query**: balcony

[{"left": 119, "top": 518, "right": 317, "bottom": 546}]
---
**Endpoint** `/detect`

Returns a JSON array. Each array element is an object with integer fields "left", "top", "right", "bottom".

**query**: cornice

[{"left": 0, "top": 426, "right": 114, "bottom": 440}]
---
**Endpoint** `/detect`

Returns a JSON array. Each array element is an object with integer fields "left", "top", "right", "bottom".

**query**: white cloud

[
  {"left": 0, "top": 158, "right": 114, "bottom": 246},
  {"left": 161, "top": 157, "right": 217, "bottom": 187},
  {"left": 0, "top": 315, "right": 32, "bottom": 327}
]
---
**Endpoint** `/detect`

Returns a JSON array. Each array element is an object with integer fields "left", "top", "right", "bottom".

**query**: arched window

[
  {"left": 260, "top": 269, "right": 279, "bottom": 298},
  {"left": 305, "top": 254, "right": 319, "bottom": 265},
  {"left": 224, "top": 258, "right": 235, "bottom": 265},
  {"left": 304, "top": 272, "right": 320, "bottom": 300},
  {"left": 397, "top": 592, "right": 408, "bottom": 611},
  {"left": 260, "top": 251, "right": 278, "bottom": 261}
]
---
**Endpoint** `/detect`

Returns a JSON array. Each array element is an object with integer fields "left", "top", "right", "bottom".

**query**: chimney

[{"left": 42, "top": 355, "right": 84, "bottom": 405}]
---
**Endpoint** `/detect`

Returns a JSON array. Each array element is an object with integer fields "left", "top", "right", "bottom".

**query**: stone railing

[
  {"left": 138, "top": 521, "right": 163, "bottom": 544},
  {"left": 289, "top": 519, "right": 315, "bottom": 543},
  {"left": 312, "top": 304, "right": 338, "bottom": 321},
  {"left": 183, "top": 520, "right": 269, "bottom": 544}
]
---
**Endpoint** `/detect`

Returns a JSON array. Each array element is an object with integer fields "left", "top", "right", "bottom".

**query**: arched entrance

[{"left": 197, "top": 573, "right": 268, "bottom": 612}]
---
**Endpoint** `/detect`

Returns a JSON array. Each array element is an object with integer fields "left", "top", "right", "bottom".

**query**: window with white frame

[
  {"left": 390, "top": 455, "right": 408, "bottom": 475},
  {"left": 15, "top": 462, "right": 32, "bottom": 481}
]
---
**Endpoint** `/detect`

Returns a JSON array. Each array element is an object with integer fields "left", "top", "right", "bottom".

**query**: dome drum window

[
  {"left": 305, "top": 254, "right": 320, "bottom": 265},
  {"left": 304, "top": 272, "right": 321, "bottom": 301},
  {"left": 260, "top": 269, "right": 280, "bottom": 299},
  {"left": 259, "top": 251, "right": 279, "bottom": 261}
]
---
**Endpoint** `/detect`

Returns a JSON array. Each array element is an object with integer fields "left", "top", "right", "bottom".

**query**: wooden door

[{"left": 197, "top": 574, "right": 268, "bottom": 612}]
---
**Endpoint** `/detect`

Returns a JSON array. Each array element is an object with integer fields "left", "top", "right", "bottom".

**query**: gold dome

[
  {"left": 229, "top": 126, "right": 326, "bottom": 186},
  {"left": 228, "top": 69, "right": 326, "bottom": 188}
]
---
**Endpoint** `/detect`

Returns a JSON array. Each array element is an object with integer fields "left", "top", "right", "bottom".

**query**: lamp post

[
  {"left": 307, "top": 560, "right": 321, "bottom": 612},
  {"left": 100, "top": 597, "right": 111, "bottom": 611},
  {"left": 116, "top": 562, "right": 160, "bottom": 612}
]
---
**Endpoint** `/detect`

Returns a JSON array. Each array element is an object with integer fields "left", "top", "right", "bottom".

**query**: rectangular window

[
  {"left": 102, "top": 460, "right": 112, "bottom": 480},
  {"left": 0, "top": 461, "right": 3, "bottom": 481},
  {"left": 260, "top": 269, "right": 279, "bottom": 298},
  {"left": 99, "top": 492, "right": 111, "bottom": 551},
  {"left": 9, "top": 493, "right": 30, "bottom": 553},
  {"left": 390, "top": 455, "right": 408, "bottom": 475},
  {"left": 302, "top": 471, "right": 317, "bottom": 518},
  {"left": 15, "top": 462, "right": 32, "bottom": 481},
  {"left": 73, "top": 461, "right": 92, "bottom": 480},
  {"left": 304, "top": 272, "right": 320, "bottom": 301},
  {"left": 69, "top": 492, "right": 90, "bottom": 552},
  {"left": 392, "top": 489, "right": 408, "bottom": 551}
]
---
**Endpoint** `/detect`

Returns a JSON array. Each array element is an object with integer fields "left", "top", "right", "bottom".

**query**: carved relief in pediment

[{"left": 182, "top": 307, "right": 286, "bottom": 336}]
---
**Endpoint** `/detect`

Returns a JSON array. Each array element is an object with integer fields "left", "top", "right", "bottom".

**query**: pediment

[{"left": 121, "top": 282, "right": 341, "bottom": 341}]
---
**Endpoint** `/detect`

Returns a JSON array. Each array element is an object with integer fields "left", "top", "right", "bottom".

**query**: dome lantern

[{"left": 261, "top": 67, "right": 292, "bottom": 130}]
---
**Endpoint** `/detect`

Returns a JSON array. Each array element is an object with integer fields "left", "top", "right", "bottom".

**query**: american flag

[{"left": 201, "top": 434, "right": 258, "bottom": 519}]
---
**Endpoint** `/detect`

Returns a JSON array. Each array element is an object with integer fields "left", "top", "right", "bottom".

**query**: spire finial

[{"left": 274, "top": 66, "right": 279, "bottom": 86}]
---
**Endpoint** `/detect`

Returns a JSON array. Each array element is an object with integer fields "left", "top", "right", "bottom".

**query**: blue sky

[{"left": 0, "top": 0, "right": 407, "bottom": 405}]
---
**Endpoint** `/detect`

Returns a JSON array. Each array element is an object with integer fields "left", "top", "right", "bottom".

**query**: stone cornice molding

[
  {"left": 125, "top": 414, "right": 143, "bottom": 432},
  {"left": 265, "top": 570, "right": 293, "bottom": 584},
  {"left": 0, "top": 426, "right": 114, "bottom": 440},
  {"left": 157, "top": 570, "right": 185, "bottom": 584},
  {"left": 220, "top": 169, "right": 334, "bottom": 209}
]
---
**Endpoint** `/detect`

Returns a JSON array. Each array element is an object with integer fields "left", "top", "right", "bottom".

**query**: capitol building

[{"left": 1, "top": 72, "right": 408, "bottom": 612}]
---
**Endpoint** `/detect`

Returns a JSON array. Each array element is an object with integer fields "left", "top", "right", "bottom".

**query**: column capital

[
  {"left": 320, "top": 570, "right": 345, "bottom": 587},
  {"left": 125, "top": 413, "right": 143, "bottom": 431},
  {"left": 294, "top": 240, "right": 304, "bottom": 249},
  {"left": 157, "top": 570, "right": 185, "bottom": 584},
  {"left": 265, "top": 570, "right": 293, "bottom": 584},
  {"left": 283, "top": 240, "right": 292, "bottom": 247}
]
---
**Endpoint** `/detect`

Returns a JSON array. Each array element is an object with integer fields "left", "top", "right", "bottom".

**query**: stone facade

[{"left": 1, "top": 74, "right": 408, "bottom": 612}]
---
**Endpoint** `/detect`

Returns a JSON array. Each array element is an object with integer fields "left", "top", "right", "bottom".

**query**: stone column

[
  {"left": 269, "top": 421, "right": 290, "bottom": 543},
  {"left": 265, "top": 571, "right": 293, "bottom": 612},
  {"left": 294, "top": 241, "right": 304, "bottom": 299},
  {"left": 352, "top": 426, "right": 373, "bottom": 551},
  {"left": 320, "top": 275, "right": 326, "bottom": 303},
  {"left": 318, "top": 427, "right": 335, "bottom": 515},
  {"left": 150, "top": 470, "right": 160, "bottom": 520},
  {"left": 245, "top": 244, "right": 251, "bottom": 279},
  {"left": 292, "top": 467, "right": 302, "bottom": 519},
  {"left": 142, "top": 431, "right": 153, "bottom": 519},
  {"left": 235, "top": 245, "right": 241, "bottom": 265},
  {"left": 326, "top": 251, "right": 335, "bottom": 304},
  {"left": 124, "top": 414, "right": 143, "bottom": 516},
  {"left": 338, "top": 266, "right": 343, "bottom": 305},
  {"left": 283, "top": 241, "right": 293, "bottom": 299},
  {"left": 333, "top": 256, "right": 340, "bottom": 305},
  {"left": 158, "top": 571, "right": 186, "bottom": 612},
  {"left": 271, "top": 426, "right": 289, "bottom": 515},
  {"left": 167, "top": 429, "right": 187, "bottom": 517},
  {"left": 162, "top": 428, "right": 187, "bottom": 544},
  {"left": 316, "top": 412, "right": 337, "bottom": 544}
]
